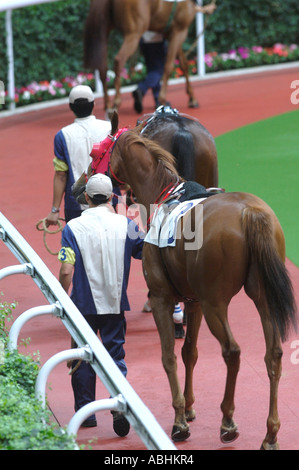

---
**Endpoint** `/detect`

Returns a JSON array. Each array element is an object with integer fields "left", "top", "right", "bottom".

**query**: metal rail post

[
  {"left": 67, "top": 395, "right": 127, "bottom": 437},
  {"left": 35, "top": 346, "right": 93, "bottom": 409},
  {"left": 8, "top": 303, "right": 63, "bottom": 351}
]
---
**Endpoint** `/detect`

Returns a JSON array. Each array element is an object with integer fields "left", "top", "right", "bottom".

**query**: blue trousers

[
  {"left": 138, "top": 41, "right": 167, "bottom": 101},
  {"left": 71, "top": 313, "right": 127, "bottom": 417}
]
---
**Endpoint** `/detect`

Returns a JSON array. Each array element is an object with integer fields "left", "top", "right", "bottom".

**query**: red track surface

[{"left": 1, "top": 66, "right": 299, "bottom": 450}]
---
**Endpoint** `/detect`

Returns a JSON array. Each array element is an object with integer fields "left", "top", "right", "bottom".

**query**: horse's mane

[
  {"left": 120, "top": 131, "right": 179, "bottom": 187},
  {"left": 139, "top": 113, "right": 202, "bottom": 181}
]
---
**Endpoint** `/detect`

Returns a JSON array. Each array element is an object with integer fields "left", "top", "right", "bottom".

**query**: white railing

[
  {"left": 0, "top": 212, "right": 176, "bottom": 450},
  {"left": 1, "top": 0, "right": 206, "bottom": 110}
]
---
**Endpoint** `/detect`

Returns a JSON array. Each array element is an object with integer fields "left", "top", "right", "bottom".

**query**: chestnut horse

[
  {"left": 84, "top": 0, "right": 199, "bottom": 114},
  {"left": 90, "top": 128, "right": 297, "bottom": 449}
]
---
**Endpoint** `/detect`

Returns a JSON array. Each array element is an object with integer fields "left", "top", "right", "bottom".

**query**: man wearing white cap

[
  {"left": 58, "top": 174, "right": 144, "bottom": 436},
  {"left": 45, "top": 85, "right": 111, "bottom": 226}
]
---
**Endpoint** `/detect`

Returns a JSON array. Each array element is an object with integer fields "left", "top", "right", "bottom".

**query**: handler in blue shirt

[
  {"left": 45, "top": 85, "right": 111, "bottom": 226},
  {"left": 58, "top": 173, "right": 144, "bottom": 436}
]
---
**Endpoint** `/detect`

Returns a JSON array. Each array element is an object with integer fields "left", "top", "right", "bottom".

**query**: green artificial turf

[{"left": 215, "top": 110, "right": 299, "bottom": 266}]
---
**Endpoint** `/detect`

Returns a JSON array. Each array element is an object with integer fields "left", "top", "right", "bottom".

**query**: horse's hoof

[
  {"left": 188, "top": 100, "right": 200, "bottom": 109},
  {"left": 105, "top": 108, "right": 117, "bottom": 121},
  {"left": 260, "top": 441, "right": 280, "bottom": 450},
  {"left": 220, "top": 426, "right": 239, "bottom": 443},
  {"left": 171, "top": 425, "right": 190, "bottom": 442}
]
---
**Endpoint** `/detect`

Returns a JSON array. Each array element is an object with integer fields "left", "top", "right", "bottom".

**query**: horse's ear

[{"left": 111, "top": 111, "right": 119, "bottom": 135}]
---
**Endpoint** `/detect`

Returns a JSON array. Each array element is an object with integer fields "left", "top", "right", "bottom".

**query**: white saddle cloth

[{"left": 145, "top": 198, "right": 206, "bottom": 248}]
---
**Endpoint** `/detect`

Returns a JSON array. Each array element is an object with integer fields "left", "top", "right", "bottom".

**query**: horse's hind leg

[
  {"left": 159, "top": 30, "right": 188, "bottom": 106},
  {"left": 113, "top": 34, "right": 142, "bottom": 110},
  {"left": 203, "top": 303, "right": 240, "bottom": 443},
  {"left": 177, "top": 47, "right": 199, "bottom": 108},
  {"left": 181, "top": 301, "right": 203, "bottom": 422},
  {"left": 255, "top": 302, "right": 282, "bottom": 450}
]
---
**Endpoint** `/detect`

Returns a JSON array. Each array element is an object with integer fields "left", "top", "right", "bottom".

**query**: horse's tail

[
  {"left": 84, "top": 0, "right": 111, "bottom": 69},
  {"left": 242, "top": 206, "right": 297, "bottom": 342},
  {"left": 171, "top": 127, "right": 195, "bottom": 181}
]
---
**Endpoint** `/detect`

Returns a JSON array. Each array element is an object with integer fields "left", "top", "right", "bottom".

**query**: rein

[
  {"left": 108, "top": 163, "right": 127, "bottom": 186},
  {"left": 154, "top": 180, "right": 180, "bottom": 206},
  {"left": 147, "top": 179, "right": 180, "bottom": 229}
]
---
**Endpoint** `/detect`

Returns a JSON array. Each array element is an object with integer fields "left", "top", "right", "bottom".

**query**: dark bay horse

[
  {"left": 137, "top": 106, "right": 218, "bottom": 187},
  {"left": 91, "top": 128, "right": 297, "bottom": 449},
  {"left": 84, "top": 0, "right": 200, "bottom": 114}
]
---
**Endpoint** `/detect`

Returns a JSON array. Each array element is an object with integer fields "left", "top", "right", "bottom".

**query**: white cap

[
  {"left": 69, "top": 85, "right": 94, "bottom": 104},
  {"left": 86, "top": 174, "right": 113, "bottom": 199}
]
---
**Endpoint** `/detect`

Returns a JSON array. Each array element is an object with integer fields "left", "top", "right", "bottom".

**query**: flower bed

[
  {"left": 204, "top": 43, "right": 299, "bottom": 72},
  {"left": 1, "top": 43, "right": 298, "bottom": 111}
]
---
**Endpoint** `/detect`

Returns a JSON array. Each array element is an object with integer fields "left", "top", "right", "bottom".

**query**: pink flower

[
  {"left": 48, "top": 85, "right": 56, "bottom": 96},
  {"left": 204, "top": 53, "right": 214, "bottom": 67},
  {"left": 221, "top": 51, "right": 240, "bottom": 61},
  {"left": 50, "top": 79, "right": 63, "bottom": 88},
  {"left": 273, "top": 44, "right": 288, "bottom": 56},
  {"left": 121, "top": 68, "right": 129, "bottom": 80},
  {"left": 273, "top": 43, "right": 284, "bottom": 50},
  {"left": 238, "top": 47, "right": 249, "bottom": 59},
  {"left": 252, "top": 46, "right": 263, "bottom": 53}
]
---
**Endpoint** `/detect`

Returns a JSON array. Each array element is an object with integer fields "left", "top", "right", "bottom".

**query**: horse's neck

[
  {"left": 125, "top": 161, "right": 173, "bottom": 209},
  {"left": 119, "top": 135, "right": 178, "bottom": 211},
  {"left": 131, "top": 171, "right": 179, "bottom": 220},
  {"left": 131, "top": 178, "right": 158, "bottom": 213}
]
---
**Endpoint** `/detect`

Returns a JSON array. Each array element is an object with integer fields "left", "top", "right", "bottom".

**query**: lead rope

[
  {"left": 36, "top": 217, "right": 65, "bottom": 255},
  {"left": 36, "top": 219, "right": 82, "bottom": 375}
]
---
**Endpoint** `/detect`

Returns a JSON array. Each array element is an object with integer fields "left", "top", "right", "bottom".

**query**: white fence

[
  {"left": 1, "top": 0, "right": 206, "bottom": 110},
  {"left": 0, "top": 212, "right": 176, "bottom": 449}
]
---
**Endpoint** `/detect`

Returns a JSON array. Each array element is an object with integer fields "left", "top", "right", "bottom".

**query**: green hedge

[
  {"left": 0, "top": 351, "right": 77, "bottom": 450},
  {"left": 0, "top": 295, "right": 77, "bottom": 450},
  {"left": 0, "top": 0, "right": 90, "bottom": 88},
  {"left": 0, "top": 0, "right": 298, "bottom": 89},
  {"left": 203, "top": 0, "right": 299, "bottom": 52}
]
